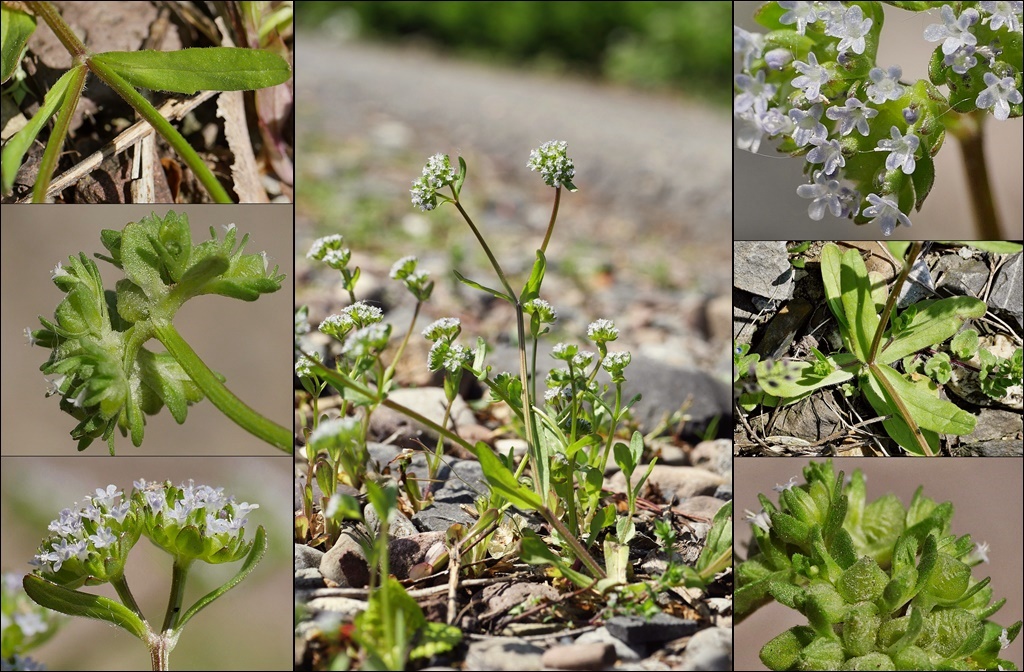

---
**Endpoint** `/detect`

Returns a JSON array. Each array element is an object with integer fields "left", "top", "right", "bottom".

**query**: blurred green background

[{"left": 298, "top": 1, "right": 731, "bottom": 102}]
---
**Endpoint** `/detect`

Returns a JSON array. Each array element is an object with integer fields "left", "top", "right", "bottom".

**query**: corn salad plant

[
  {"left": 735, "top": 1, "right": 1022, "bottom": 238},
  {"left": 29, "top": 210, "right": 291, "bottom": 454},
  {"left": 22, "top": 480, "right": 266, "bottom": 671},
  {"left": 1, "top": 2, "right": 291, "bottom": 203},
  {"left": 737, "top": 460, "right": 1021, "bottom": 670}
]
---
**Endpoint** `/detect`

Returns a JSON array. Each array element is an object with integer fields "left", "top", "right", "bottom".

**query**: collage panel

[
  {"left": 734, "top": 457, "right": 1023, "bottom": 671},
  {"left": 0, "top": 455, "right": 293, "bottom": 671},
  {"left": 734, "top": 0, "right": 1024, "bottom": 241},
  {"left": 735, "top": 240, "right": 1022, "bottom": 456}
]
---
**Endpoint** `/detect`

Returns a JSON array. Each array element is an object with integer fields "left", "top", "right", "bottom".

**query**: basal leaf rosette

[
  {"left": 133, "top": 480, "right": 259, "bottom": 565},
  {"left": 29, "top": 486, "right": 142, "bottom": 590},
  {"left": 737, "top": 460, "right": 1022, "bottom": 670}
]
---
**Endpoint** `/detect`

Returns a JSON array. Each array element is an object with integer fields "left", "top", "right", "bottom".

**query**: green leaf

[
  {"left": 454, "top": 156, "right": 467, "bottom": 197},
  {"left": 840, "top": 248, "right": 880, "bottom": 362},
  {"left": 1, "top": 5, "right": 36, "bottom": 84},
  {"left": 950, "top": 330, "right": 980, "bottom": 360},
  {"left": 411, "top": 622, "right": 462, "bottom": 660},
  {"left": 468, "top": 442, "right": 543, "bottom": 511},
  {"left": 88, "top": 47, "right": 290, "bottom": 94},
  {"left": 860, "top": 369, "right": 939, "bottom": 456},
  {"left": 1, "top": 66, "right": 81, "bottom": 194},
  {"left": 940, "top": 241, "right": 1023, "bottom": 254},
  {"left": 820, "top": 243, "right": 848, "bottom": 333},
  {"left": 519, "top": 249, "right": 546, "bottom": 304},
  {"left": 871, "top": 364, "right": 976, "bottom": 436},
  {"left": 878, "top": 297, "right": 986, "bottom": 364},
  {"left": 22, "top": 575, "right": 148, "bottom": 641},
  {"left": 911, "top": 153, "right": 935, "bottom": 211},
  {"left": 175, "top": 525, "right": 267, "bottom": 630},
  {"left": 519, "top": 530, "right": 592, "bottom": 588},
  {"left": 755, "top": 354, "right": 857, "bottom": 400},
  {"left": 886, "top": 241, "right": 912, "bottom": 261},
  {"left": 452, "top": 269, "right": 512, "bottom": 303}
]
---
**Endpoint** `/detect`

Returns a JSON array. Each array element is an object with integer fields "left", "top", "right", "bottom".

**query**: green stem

[
  {"left": 153, "top": 320, "right": 292, "bottom": 453},
  {"left": 540, "top": 187, "right": 561, "bottom": 254},
  {"left": 868, "top": 242, "right": 922, "bottom": 364},
  {"left": 31, "top": 65, "right": 87, "bottom": 203},
  {"left": 947, "top": 110, "right": 1002, "bottom": 239},
  {"left": 110, "top": 574, "right": 147, "bottom": 623},
  {"left": 540, "top": 507, "right": 606, "bottom": 579},
  {"left": 26, "top": 2, "right": 88, "bottom": 58},
  {"left": 382, "top": 301, "right": 421, "bottom": 387},
  {"left": 86, "top": 57, "right": 233, "bottom": 203},
  {"left": 161, "top": 559, "right": 192, "bottom": 632},
  {"left": 453, "top": 201, "right": 516, "bottom": 300}
]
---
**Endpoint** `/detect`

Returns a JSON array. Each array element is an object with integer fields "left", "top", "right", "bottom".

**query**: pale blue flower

[
  {"left": 944, "top": 45, "right": 978, "bottom": 74},
  {"left": 826, "top": 97, "right": 878, "bottom": 136},
  {"left": 863, "top": 193, "right": 912, "bottom": 236},
  {"left": 764, "top": 48, "right": 793, "bottom": 70},
  {"left": 980, "top": 1, "right": 1023, "bottom": 32},
  {"left": 976, "top": 71, "right": 1023, "bottom": 120},
  {"left": 734, "top": 70, "right": 776, "bottom": 114},
  {"left": 866, "top": 65, "right": 905, "bottom": 104},
  {"left": 796, "top": 171, "right": 844, "bottom": 220},
  {"left": 735, "top": 110, "right": 766, "bottom": 153},
  {"left": 789, "top": 104, "right": 827, "bottom": 147},
  {"left": 806, "top": 137, "right": 845, "bottom": 176},
  {"left": 876, "top": 126, "right": 920, "bottom": 174},
  {"left": 825, "top": 5, "right": 873, "bottom": 55},
  {"left": 924, "top": 5, "right": 980, "bottom": 55},
  {"left": 778, "top": 1, "right": 818, "bottom": 34},
  {"left": 792, "top": 52, "right": 829, "bottom": 101},
  {"left": 760, "top": 107, "right": 795, "bottom": 137},
  {"left": 734, "top": 26, "right": 765, "bottom": 70}
]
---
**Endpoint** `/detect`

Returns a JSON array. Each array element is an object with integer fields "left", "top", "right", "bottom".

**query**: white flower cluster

[
  {"left": 410, "top": 153, "right": 458, "bottom": 211},
  {"left": 30, "top": 485, "right": 132, "bottom": 575},
  {"left": 527, "top": 141, "right": 576, "bottom": 189},
  {"left": 735, "top": 1, "right": 1022, "bottom": 235},
  {"left": 136, "top": 479, "right": 258, "bottom": 538},
  {"left": 319, "top": 302, "right": 385, "bottom": 340}
]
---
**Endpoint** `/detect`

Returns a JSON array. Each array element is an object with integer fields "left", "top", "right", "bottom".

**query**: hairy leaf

[{"left": 89, "top": 47, "right": 290, "bottom": 94}]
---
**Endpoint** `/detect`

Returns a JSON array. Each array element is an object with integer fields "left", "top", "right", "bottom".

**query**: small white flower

[
  {"left": 307, "top": 234, "right": 344, "bottom": 261},
  {"left": 866, "top": 66, "right": 905, "bottom": 104},
  {"left": 587, "top": 319, "right": 619, "bottom": 343},
  {"left": 944, "top": 45, "right": 979, "bottom": 74},
  {"left": 527, "top": 140, "right": 575, "bottom": 188},
  {"left": 764, "top": 48, "right": 793, "bottom": 70},
  {"left": 968, "top": 541, "right": 991, "bottom": 564},
  {"left": 924, "top": 5, "right": 980, "bottom": 55},
  {"left": 976, "top": 72, "right": 1023, "bottom": 121},
  {"left": 863, "top": 193, "right": 912, "bottom": 236},
  {"left": 778, "top": 1, "right": 818, "bottom": 34},
  {"left": 422, "top": 317, "right": 461, "bottom": 342},
  {"left": 826, "top": 5, "right": 873, "bottom": 55},
  {"left": 735, "top": 70, "right": 777, "bottom": 115},
  {"left": 980, "top": 1, "right": 1023, "bottom": 32},
  {"left": 734, "top": 26, "right": 765, "bottom": 70},
  {"left": 788, "top": 104, "right": 827, "bottom": 147},
  {"left": 759, "top": 107, "right": 796, "bottom": 137},
  {"left": 999, "top": 628, "right": 1010, "bottom": 649},
  {"left": 826, "top": 97, "right": 878, "bottom": 136},
  {"left": 806, "top": 137, "right": 845, "bottom": 176},
  {"left": 791, "top": 52, "right": 830, "bottom": 101},
  {"left": 13, "top": 612, "right": 48, "bottom": 638},
  {"left": 876, "top": 126, "right": 920, "bottom": 174},
  {"left": 745, "top": 508, "right": 772, "bottom": 533},
  {"left": 24, "top": 327, "right": 37, "bottom": 347},
  {"left": 389, "top": 255, "right": 418, "bottom": 280},
  {"left": 50, "top": 261, "right": 70, "bottom": 280},
  {"left": 772, "top": 476, "right": 799, "bottom": 493},
  {"left": 735, "top": 109, "right": 767, "bottom": 153},
  {"left": 88, "top": 527, "right": 117, "bottom": 549},
  {"left": 797, "top": 171, "right": 845, "bottom": 220}
]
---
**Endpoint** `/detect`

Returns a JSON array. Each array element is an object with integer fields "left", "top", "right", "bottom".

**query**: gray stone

[
  {"left": 575, "top": 626, "right": 644, "bottom": 662},
  {"left": 713, "top": 484, "right": 733, "bottom": 500},
  {"left": 689, "top": 440, "right": 731, "bottom": 476},
  {"left": 541, "top": 642, "right": 616, "bottom": 670},
  {"left": 990, "top": 252, "right": 1023, "bottom": 330},
  {"left": 966, "top": 409, "right": 1024, "bottom": 443},
  {"left": 364, "top": 505, "right": 419, "bottom": 539},
  {"left": 936, "top": 255, "right": 990, "bottom": 298},
  {"left": 295, "top": 567, "right": 326, "bottom": 590},
  {"left": 678, "top": 626, "right": 732, "bottom": 671},
  {"left": 605, "top": 613, "right": 699, "bottom": 645},
  {"left": 607, "top": 465, "right": 726, "bottom": 502},
  {"left": 734, "top": 241, "right": 793, "bottom": 300},
  {"left": 464, "top": 638, "right": 544, "bottom": 671},
  {"left": 956, "top": 440, "right": 1024, "bottom": 457},
  {"left": 753, "top": 393, "right": 843, "bottom": 442},
  {"left": 305, "top": 596, "right": 367, "bottom": 619},
  {"left": 368, "top": 387, "right": 479, "bottom": 448},
  {"left": 676, "top": 495, "right": 729, "bottom": 521},
  {"left": 388, "top": 531, "right": 446, "bottom": 580},
  {"left": 295, "top": 543, "right": 325, "bottom": 570},
  {"left": 413, "top": 500, "right": 480, "bottom": 532},
  {"left": 319, "top": 531, "right": 369, "bottom": 588}
]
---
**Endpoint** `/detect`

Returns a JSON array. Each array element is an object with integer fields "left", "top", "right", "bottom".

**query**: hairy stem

[
  {"left": 31, "top": 65, "right": 87, "bottom": 203},
  {"left": 26, "top": 2, "right": 88, "bottom": 58},
  {"left": 868, "top": 242, "right": 922, "bottom": 364},
  {"left": 153, "top": 321, "right": 292, "bottom": 453},
  {"left": 86, "top": 57, "right": 233, "bottom": 203},
  {"left": 869, "top": 363, "right": 934, "bottom": 457}
]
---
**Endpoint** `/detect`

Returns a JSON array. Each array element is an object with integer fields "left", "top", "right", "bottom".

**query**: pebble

[
  {"left": 605, "top": 614, "right": 698, "bottom": 645},
  {"left": 319, "top": 531, "right": 369, "bottom": 588},
  {"left": 734, "top": 241, "right": 793, "bottom": 300},
  {"left": 464, "top": 638, "right": 545, "bottom": 671},
  {"left": 575, "top": 627, "right": 644, "bottom": 661},
  {"left": 305, "top": 596, "right": 367, "bottom": 619},
  {"left": 689, "top": 440, "right": 731, "bottom": 476},
  {"left": 677, "top": 626, "right": 732, "bottom": 671},
  {"left": 541, "top": 642, "right": 616, "bottom": 670},
  {"left": 990, "top": 252, "right": 1022, "bottom": 329},
  {"left": 294, "top": 567, "right": 326, "bottom": 590},
  {"left": 606, "top": 465, "right": 726, "bottom": 501},
  {"left": 295, "top": 543, "right": 325, "bottom": 570}
]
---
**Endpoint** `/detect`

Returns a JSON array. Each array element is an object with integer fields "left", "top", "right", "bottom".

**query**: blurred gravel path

[{"left": 297, "top": 36, "right": 732, "bottom": 244}]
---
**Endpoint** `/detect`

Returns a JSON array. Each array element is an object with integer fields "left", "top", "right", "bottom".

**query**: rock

[
  {"left": 678, "top": 626, "right": 732, "bottom": 671},
  {"left": 365, "top": 505, "right": 419, "bottom": 539},
  {"left": 734, "top": 241, "right": 793, "bottom": 300},
  {"left": 936, "top": 255, "right": 990, "bottom": 298},
  {"left": 605, "top": 614, "right": 699, "bottom": 645},
  {"left": 607, "top": 465, "right": 726, "bottom": 501},
  {"left": 541, "top": 642, "right": 616, "bottom": 670},
  {"left": 713, "top": 483, "right": 733, "bottom": 501},
  {"left": 675, "top": 495, "right": 729, "bottom": 521},
  {"left": 755, "top": 297, "right": 813, "bottom": 360},
  {"left": 650, "top": 439, "right": 686, "bottom": 466},
  {"left": 966, "top": 409, "right": 1024, "bottom": 443},
  {"left": 621, "top": 359, "right": 732, "bottom": 443},
  {"left": 733, "top": 291, "right": 761, "bottom": 346},
  {"left": 305, "top": 596, "right": 367, "bottom": 619},
  {"left": 575, "top": 627, "right": 644, "bottom": 661},
  {"left": 689, "top": 440, "right": 731, "bottom": 477},
  {"left": 368, "top": 388, "right": 480, "bottom": 448},
  {"left": 295, "top": 568, "right": 326, "bottom": 590},
  {"left": 479, "top": 582, "right": 561, "bottom": 622},
  {"left": 990, "top": 252, "right": 1023, "bottom": 330},
  {"left": 432, "top": 458, "right": 489, "bottom": 501},
  {"left": 413, "top": 501, "right": 479, "bottom": 532},
  {"left": 955, "top": 440, "right": 1023, "bottom": 457},
  {"left": 464, "top": 638, "right": 544, "bottom": 671},
  {"left": 388, "top": 531, "right": 446, "bottom": 580},
  {"left": 752, "top": 393, "right": 843, "bottom": 442},
  {"left": 495, "top": 438, "right": 529, "bottom": 459},
  {"left": 320, "top": 531, "right": 369, "bottom": 588},
  {"left": 295, "top": 543, "right": 325, "bottom": 570}
]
